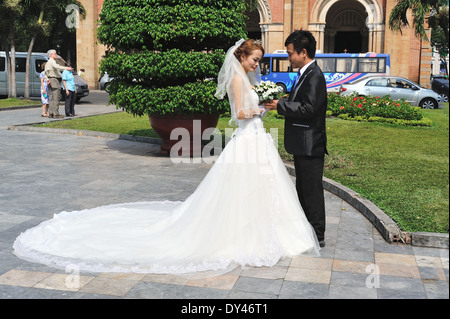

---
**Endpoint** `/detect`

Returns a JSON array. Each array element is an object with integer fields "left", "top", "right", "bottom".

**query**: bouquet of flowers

[{"left": 253, "top": 81, "right": 284, "bottom": 103}]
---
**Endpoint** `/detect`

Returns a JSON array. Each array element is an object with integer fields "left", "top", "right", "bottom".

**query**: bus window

[
  {"left": 378, "top": 58, "right": 386, "bottom": 73},
  {"left": 359, "top": 58, "right": 378, "bottom": 73},
  {"left": 317, "top": 58, "right": 335, "bottom": 72},
  {"left": 336, "top": 58, "right": 357, "bottom": 73},
  {"left": 260, "top": 57, "right": 270, "bottom": 76},
  {"left": 272, "top": 57, "right": 291, "bottom": 73}
]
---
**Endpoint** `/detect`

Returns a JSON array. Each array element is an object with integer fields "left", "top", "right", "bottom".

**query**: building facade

[{"left": 77, "top": 0, "right": 432, "bottom": 89}]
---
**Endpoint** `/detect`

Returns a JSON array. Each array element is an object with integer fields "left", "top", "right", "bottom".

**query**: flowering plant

[
  {"left": 253, "top": 81, "right": 284, "bottom": 102},
  {"left": 326, "top": 92, "right": 431, "bottom": 126}
]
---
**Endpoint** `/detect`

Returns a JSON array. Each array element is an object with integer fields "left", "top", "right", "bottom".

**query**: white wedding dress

[
  {"left": 13, "top": 39, "right": 320, "bottom": 274},
  {"left": 13, "top": 90, "right": 320, "bottom": 274}
]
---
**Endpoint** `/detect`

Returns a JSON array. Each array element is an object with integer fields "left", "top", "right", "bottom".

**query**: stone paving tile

[
  {"left": 415, "top": 255, "right": 446, "bottom": 268},
  {"left": 141, "top": 273, "right": 192, "bottom": 286},
  {"left": 378, "top": 274, "right": 425, "bottom": 292},
  {"left": 289, "top": 256, "right": 333, "bottom": 270},
  {"left": 332, "top": 259, "right": 373, "bottom": 274},
  {"left": 0, "top": 270, "right": 51, "bottom": 288},
  {"left": 377, "top": 288, "right": 427, "bottom": 299},
  {"left": 186, "top": 274, "right": 239, "bottom": 290},
  {"left": 126, "top": 281, "right": 229, "bottom": 299},
  {"left": 34, "top": 273, "right": 95, "bottom": 292},
  {"left": 284, "top": 267, "right": 331, "bottom": 284},
  {"left": 239, "top": 266, "right": 288, "bottom": 280},
  {"left": 78, "top": 276, "right": 141, "bottom": 297},
  {"left": 418, "top": 266, "right": 447, "bottom": 281},
  {"left": 278, "top": 281, "right": 329, "bottom": 299},
  {"left": 333, "top": 248, "right": 375, "bottom": 263},
  {"left": 232, "top": 277, "right": 283, "bottom": 296},
  {"left": 330, "top": 271, "right": 372, "bottom": 288},
  {"left": 375, "top": 252, "right": 418, "bottom": 266},
  {"left": 423, "top": 280, "right": 449, "bottom": 299},
  {"left": 377, "top": 263, "right": 421, "bottom": 279}
]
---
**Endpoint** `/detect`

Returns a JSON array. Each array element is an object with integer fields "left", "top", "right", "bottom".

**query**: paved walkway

[{"left": 0, "top": 92, "right": 448, "bottom": 301}]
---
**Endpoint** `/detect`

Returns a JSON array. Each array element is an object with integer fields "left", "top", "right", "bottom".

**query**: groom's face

[{"left": 286, "top": 43, "right": 305, "bottom": 69}]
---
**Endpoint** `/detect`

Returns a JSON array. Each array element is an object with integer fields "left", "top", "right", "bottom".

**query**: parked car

[
  {"left": 339, "top": 76, "right": 443, "bottom": 109},
  {"left": 431, "top": 75, "right": 449, "bottom": 103},
  {"left": 60, "top": 73, "right": 90, "bottom": 103},
  {"left": 99, "top": 73, "right": 111, "bottom": 91}
]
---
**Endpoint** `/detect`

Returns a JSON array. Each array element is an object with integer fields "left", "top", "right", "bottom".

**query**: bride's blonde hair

[{"left": 234, "top": 39, "right": 265, "bottom": 62}]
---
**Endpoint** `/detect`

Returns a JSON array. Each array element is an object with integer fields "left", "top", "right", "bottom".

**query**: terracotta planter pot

[{"left": 149, "top": 114, "right": 220, "bottom": 157}]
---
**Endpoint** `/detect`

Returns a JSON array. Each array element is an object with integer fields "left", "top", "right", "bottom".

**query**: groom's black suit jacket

[{"left": 277, "top": 61, "right": 328, "bottom": 157}]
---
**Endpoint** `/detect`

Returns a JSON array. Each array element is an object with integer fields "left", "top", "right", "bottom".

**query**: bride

[{"left": 13, "top": 39, "right": 320, "bottom": 274}]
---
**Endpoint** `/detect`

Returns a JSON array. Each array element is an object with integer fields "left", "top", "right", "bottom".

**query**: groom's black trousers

[{"left": 293, "top": 155, "right": 326, "bottom": 242}]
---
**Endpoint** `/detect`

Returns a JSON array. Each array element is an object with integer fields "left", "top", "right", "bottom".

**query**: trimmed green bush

[{"left": 98, "top": 0, "right": 247, "bottom": 117}]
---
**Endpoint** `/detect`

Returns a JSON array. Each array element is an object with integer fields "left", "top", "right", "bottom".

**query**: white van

[
  {"left": 0, "top": 51, "right": 48, "bottom": 97},
  {"left": 0, "top": 51, "right": 89, "bottom": 101}
]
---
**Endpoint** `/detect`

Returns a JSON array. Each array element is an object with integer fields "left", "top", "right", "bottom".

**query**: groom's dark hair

[{"left": 285, "top": 30, "right": 317, "bottom": 59}]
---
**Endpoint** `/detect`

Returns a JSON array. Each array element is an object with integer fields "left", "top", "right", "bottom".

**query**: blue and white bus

[{"left": 260, "top": 51, "right": 391, "bottom": 93}]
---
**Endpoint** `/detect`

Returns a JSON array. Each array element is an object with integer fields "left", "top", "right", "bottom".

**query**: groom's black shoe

[{"left": 319, "top": 240, "right": 325, "bottom": 248}]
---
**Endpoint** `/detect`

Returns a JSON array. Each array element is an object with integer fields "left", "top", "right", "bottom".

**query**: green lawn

[
  {"left": 322, "top": 107, "right": 449, "bottom": 234},
  {"left": 36, "top": 106, "right": 449, "bottom": 233},
  {"left": 0, "top": 98, "right": 40, "bottom": 108}
]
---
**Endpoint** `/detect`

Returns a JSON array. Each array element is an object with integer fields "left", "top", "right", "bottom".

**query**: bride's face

[{"left": 241, "top": 50, "right": 263, "bottom": 73}]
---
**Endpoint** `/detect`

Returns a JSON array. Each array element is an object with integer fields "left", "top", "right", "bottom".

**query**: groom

[{"left": 264, "top": 30, "right": 328, "bottom": 247}]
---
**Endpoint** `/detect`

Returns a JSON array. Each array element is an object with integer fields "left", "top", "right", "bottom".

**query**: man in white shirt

[{"left": 45, "top": 49, "right": 73, "bottom": 118}]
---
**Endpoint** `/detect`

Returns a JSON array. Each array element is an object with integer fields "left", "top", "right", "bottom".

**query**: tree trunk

[
  {"left": 9, "top": 22, "right": 16, "bottom": 98},
  {"left": 2, "top": 38, "right": 12, "bottom": 98},
  {"left": 25, "top": 9, "right": 44, "bottom": 99},
  {"left": 24, "top": 35, "right": 36, "bottom": 100}
]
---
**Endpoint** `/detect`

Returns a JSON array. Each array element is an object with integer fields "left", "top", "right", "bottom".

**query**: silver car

[
  {"left": 99, "top": 73, "right": 112, "bottom": 91},
  {"left": 339, "top": 76, "right": 443, "bottom": 109}
]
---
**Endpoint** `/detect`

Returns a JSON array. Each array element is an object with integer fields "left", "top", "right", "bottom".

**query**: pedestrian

[
  {"left": 39, "top": 62, "right": 49, "bottom": 117},
  {"left": 62, "top": 68, "right": 77, "bottom": 117},
  {"left": 45, "top": 49, "right": 73, "bottom": 118},
  {"left": 78, "top": 68, "right": 85, "bottom": 78},
  {"left": 264, "top": 30, "right": 328, "bottom": 247}
]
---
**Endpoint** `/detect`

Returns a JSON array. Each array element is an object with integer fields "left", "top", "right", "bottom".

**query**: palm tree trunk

[
  {"left": 24, "top": 35, "right": 36, "bottom": 100},
  {"left": 24, "top": 9, "right": 44, "bottom": 99},
  {"left": 9, "top": 22, "right": 16, "bottom": 98}
]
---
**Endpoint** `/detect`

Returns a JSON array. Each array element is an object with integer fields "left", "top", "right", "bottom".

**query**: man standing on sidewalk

[
  {"left": 62, "top": 69, "right": 77, "bottom": 117},
  {"left": 45, "top": 49, "right": 73, "bottom": 118}
]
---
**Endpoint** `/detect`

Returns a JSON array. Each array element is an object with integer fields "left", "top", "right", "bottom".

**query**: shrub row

[
  {"left": 100, "top": 50, "right": 225, "bottom": 87},
  {"left": 265, "top": 93, "right": 432, "bottom": 126},
  {"left": 328, "top": 93, "right": 425, "bottom": 121}
]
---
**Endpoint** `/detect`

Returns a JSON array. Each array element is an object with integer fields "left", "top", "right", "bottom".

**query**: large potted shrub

[{"left": 97, "top": 0, "right": 247, "bottom": 156}]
